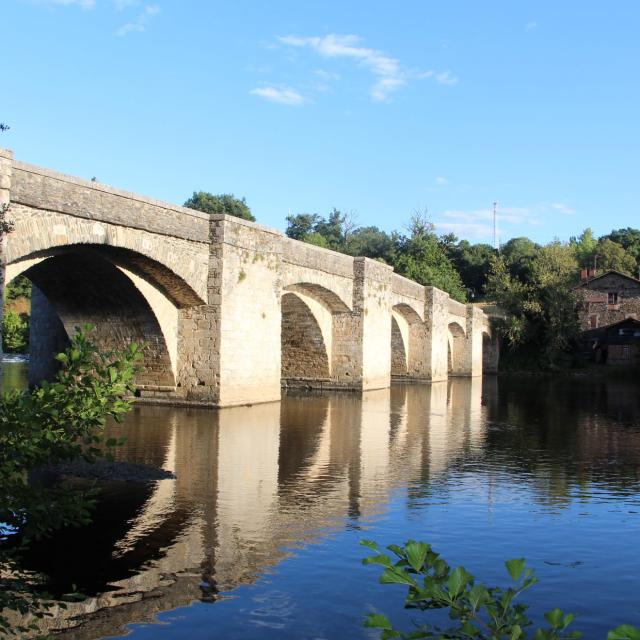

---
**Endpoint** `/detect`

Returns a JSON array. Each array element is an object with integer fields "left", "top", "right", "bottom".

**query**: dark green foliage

[
  {"left": 0, "top": 327, "right": 143, "bottom": 635},
  {"left": 345, "top": 226, "right": 396, "bottom": 263},
  {"left": 2, "top": 311, "right": 28, "bottom": 353},
  {"left": 285, "top": 213, "right": 322, "bottom": 240},
  {"left": 446, "top": 240, "right": 497, "bottom": 299},
  {"left": 593, "top": 238, "right": 637, "bottom": 276},
  {"left": 285, "top": 208, "right": 356, "bottom": 251},
  {"left": 5, "top": 277, "right": 31, "bottom": 302},
  {"left": 601, "top": 228, "right": 640, "bottom": 265},
  {"left": 501, "top": 237, "right": 540, "bottom": 283},
  {"left": 485, "top": 242, "right": 580, "bottom": 369},
  {"left": 184, "top": 191, "right": 255, "bottom": 221},
  {"left": 362, "top": 540, "right": 640, "bottom": 639},
  {"left": 393, "top": 215, "right": 467, "bottom": 302}
]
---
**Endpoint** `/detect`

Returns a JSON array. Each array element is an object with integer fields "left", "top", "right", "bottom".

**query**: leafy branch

[{"left": 361, "top": 540, "right": 640, "bottom": 640}]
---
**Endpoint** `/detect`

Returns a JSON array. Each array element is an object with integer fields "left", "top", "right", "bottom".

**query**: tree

[
  {"left": 2, "top": 311, "right": 28, "bottom": 353},
  {"left": 344, "top": 226, "right": 395, "bottom": 263},
  {"left": 486, "top": 241, "right": 580, "bottom": 369},
  {"left": 570, "top": 228, "right": 597, "bottom": 268},
  {"left": 601, "top": 227, "right": 640, "bottom": 264},
  {"left": 184, "top": 192, "right": 255, "bottom": 222},
  {"left": 501, "top": 237, "right": 539, "bottom": 282},
  {"left": 447, "top": 240, "right": 497, "bottom": 300},
  {"left": 0, "top": 327, "right": 142, "bottom": 635},
  {"left": 594, "top": 238, "right": 637, "bottom": 276},
  {"left": 285, "top": 213, "right": 322, "bottom": 241},
  {"left": 285, "top": 208, "right": 357, "bottom": 252},
  {"left": 393, "top": 213, "right": 467, "bottom": 302}
]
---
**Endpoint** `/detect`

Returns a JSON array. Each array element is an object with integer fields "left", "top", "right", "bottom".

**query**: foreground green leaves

[
  {"left": 362, "top": 540, "right": 639, "bottom": 640},
  {"left": 0, "top": 326, "right": 143, "bottom": 635}
]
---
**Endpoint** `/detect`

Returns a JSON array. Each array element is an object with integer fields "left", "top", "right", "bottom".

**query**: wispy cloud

[
  {"left": 434, "top": 206, "right": 542, "bottom": 240},
  {"left": 525, "top": 21, "right": 538, "bottom": 31},
  {"left": 250, "top": 85, "right": 307, "bottom": 106},
  {"left": 434, "top": 70, "right": 459, "bottom": 86},
  {"left": 435, "top": 176, "right": 448, "bottom": 185},
  {"left": 442, "top": 207, "right": 540, "bottom": 226},
  {"left": 277, "top": 34, "right": 457, "bottom": 102},
  {"left": 116, "top": 3, "right": 159, "bottom": 36},
  {"left": 550, "top": 202, "right": 575, "bottom": 215}
]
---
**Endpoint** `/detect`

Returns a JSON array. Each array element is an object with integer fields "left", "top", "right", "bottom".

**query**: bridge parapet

[{"left": 12, "top": 160, "right": 210, "bottom": 243}]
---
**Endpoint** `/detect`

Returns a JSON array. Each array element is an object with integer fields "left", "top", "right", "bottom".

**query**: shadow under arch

[
  {"left": 7, "top": 244, "right": 205, "bottom": 308},
  {"left": 391, "top": 303, "right": 424, "bottom": 379},
  {"left": 22, "top": 251, "right": 177, "bottom": 388},
  {"left": 448, "top": 320, "right": 466, "bottom": 376},
  {"left": 280, "top": 283, "right": 353, "bottom": 388}
]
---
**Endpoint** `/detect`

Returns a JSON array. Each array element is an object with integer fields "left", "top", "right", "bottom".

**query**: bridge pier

[
  {"left": 424, "top": 287, "right": 451, "bottom": 382},
  {"left": 28, "top": 286, "right": 68, "bottom": 386}
]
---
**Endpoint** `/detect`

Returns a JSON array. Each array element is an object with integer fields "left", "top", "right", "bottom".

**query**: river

[{"left": 4, "top": 362, "right": 640, "bottom": 638}]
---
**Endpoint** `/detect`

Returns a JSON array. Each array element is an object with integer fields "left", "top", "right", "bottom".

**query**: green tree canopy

[
  {"left": 570, "top": 228, "right": 597, "bottom": 268},
  {"left": 393, "top": 214, "right": 467, "bottom": 302},
  {"left": 184, "top": 192, "right": 255, "bottom": 222},
  {"left": 595, "top": 238, "right": 637, "bottom": 275},
  {"left": 601, "top": 227, "right": 640, "bottom": 263},
  {"left": 501, "top": 237, "right": 539, "bottom": 282}
]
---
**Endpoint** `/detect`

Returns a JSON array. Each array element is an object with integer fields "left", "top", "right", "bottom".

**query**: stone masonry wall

[
  {"left": 281, "top": 292, "right": 330, "bottom": 383},
  {"left": 214, "top": 215, "right": 283, "bottom": 406},
  {"left": 578, "top": 273, "right": 640, "bottom": 330}
]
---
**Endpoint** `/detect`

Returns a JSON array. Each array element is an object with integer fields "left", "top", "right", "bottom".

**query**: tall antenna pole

[{"left": 493, "top": 201, "right": 498, "bottom": 249}]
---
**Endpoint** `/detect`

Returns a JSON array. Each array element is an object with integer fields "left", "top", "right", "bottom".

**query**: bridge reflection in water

[{"left": 24, "top": 379, "right": 484, "bottom": 638}]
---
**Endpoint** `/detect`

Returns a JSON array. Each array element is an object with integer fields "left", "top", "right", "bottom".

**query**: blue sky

[{"left": 3, "top": 1, "right": 639, "bottom": 245}]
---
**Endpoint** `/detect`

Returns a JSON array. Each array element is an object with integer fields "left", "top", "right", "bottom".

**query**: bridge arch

[
  {"left": 391, "top": 304, "right": 425, "bottom": 380},
  {"left": 12, "top": 249, "right": 187, "bottom": 389},
  {"left": 6, "top": 215, "right": 208, "bottom": 304},
  {"left": 482, "top": 328, "right": 499, "bottom": 374},
  {"left": 281, "top": 285, "right": 340, "bottom": 386},
  {"left": 447, "top": 321, "right": 466, "bottom": 376}
]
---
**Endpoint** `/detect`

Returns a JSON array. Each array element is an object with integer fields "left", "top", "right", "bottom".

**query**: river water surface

[{"left": 4, "top": 363, "right": 640, "bottom": 638}]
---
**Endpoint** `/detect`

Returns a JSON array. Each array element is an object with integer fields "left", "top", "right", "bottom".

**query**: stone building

[
  {"left": 576, "top": 270, "right": 640, "bottom": 331},
  {"left": 580, "top": 317, "right": 640, "bottom": 366}
]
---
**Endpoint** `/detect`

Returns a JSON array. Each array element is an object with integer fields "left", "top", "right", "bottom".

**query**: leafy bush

[
  {"left": 5, "top": 277, "right": 31, "bottom": 302},
  {"left": 0, "top": 326, "right": 143, "bottom": 636},
  {"left": 362, "top": 540, "right": 640, "bottom": 640},
  {"left": 2, "top": 311, "right": 28, "bottom": 353}
]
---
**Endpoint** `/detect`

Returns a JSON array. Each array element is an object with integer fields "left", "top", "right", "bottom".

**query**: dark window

[
  {"left": 622, "top": 345, "right": 630, "bottom": 360},
  {"left": 590, "top": 315, "right": 598, "bottom": 328},
  {"left": 608, "top": 292, "right": 618, "bottom": 305}
]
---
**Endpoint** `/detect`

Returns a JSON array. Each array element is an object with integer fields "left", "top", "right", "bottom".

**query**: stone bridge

[{"left": 0, "top": 148, "right": 496, "bottom": 407}]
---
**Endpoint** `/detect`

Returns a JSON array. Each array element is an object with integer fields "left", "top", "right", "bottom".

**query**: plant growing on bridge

[
  {"left": 0, "top": 326, "right": 143, "bottom": 636},
  {"left": 361, "top": 540, "right": 640, "bottom": 640}
]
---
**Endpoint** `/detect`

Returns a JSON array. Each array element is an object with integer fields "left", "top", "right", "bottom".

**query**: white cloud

[
  {"left": 525, "top": 21, "right": 538, "bottom": 31},
  {"left": 250, "top": 86, "right": 306, "bottom": 106},
  {"left": 277, "top": 33, "right": 457, "bottom": 102},
  {"left": 435, "top": 176, "right": 448, "bottom": 185},
  {"left": 434, "top": 221, "right": 496, "bottom": 240},
  {"left": 550, "top": 202, "right": 575, "bottom": 215},
  {"left": 435, "top": 70, "right": 459, "bottom": 86},
  {"left": 441, "top": 207, "right": 540, "bottom": 226},
  {"left": 116, "top": 3, "right": 159, "bottom": 36},
  {"left": 278, "top": 34, "right": 403, "bottom": 102}
]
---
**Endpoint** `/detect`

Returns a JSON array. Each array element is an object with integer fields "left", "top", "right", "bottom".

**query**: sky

[{"left": 3, "top": 1, "right": 639, "bottom": 246}]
